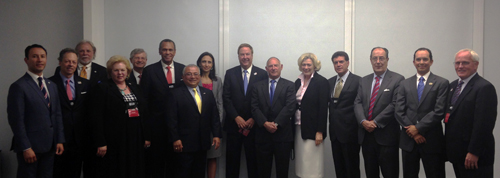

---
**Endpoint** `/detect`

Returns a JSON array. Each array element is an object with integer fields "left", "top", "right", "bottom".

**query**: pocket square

[
  {"left": 81, "top": 91, "right": 87, "bottom": 94},
  {"left": 384, "top": 89, "right": 390, "bottom": 92}
]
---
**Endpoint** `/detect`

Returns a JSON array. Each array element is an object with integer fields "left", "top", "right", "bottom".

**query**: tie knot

[
  {"left": 338, "top": 78, "right": 343, "bottom": 83},
  {"left": 244, "top": 70, "right": 248, "bottom": 74},
  {"left": 375, "top": 76, "right": 381, "bottom": 81},
  {"left": 193, "top": 88, "right": 197, "bottom": 92},
  {"left": 38, "top": 77, "right": 43, "bottom": 82},
  {"left": 66, "top": 79, "right": 70, "bottom": 84},
  {"left": 138, "top": 74, "right": 141, "bottom": 78},
  {"left": 166, "top": 66, "right": 171, "bottom": 70},
  {"left": 419, "top": 76, "right": 425, "bottom": 82},
  {"left": 271, "top": 79, "right": 276, "bottom": 84}
]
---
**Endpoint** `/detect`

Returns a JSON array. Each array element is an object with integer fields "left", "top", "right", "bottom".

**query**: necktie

[
  {"left": 80, "top": 66, "right": 87, "bottom": 79},
  {"left": 270, "top": 80, "right": 276, "bottom": 105},
  {"left": 194, "top": 88, "right": 202, "bottom": 113},
  {"left": 451, "top": 80, "right": 464, "bottom": 105},
  {"left": 66, "top": 80, "right": 73, "bottom": 100},
  {"left": 38, "top": 77, "right": 50, "bottom": 105},
  {"left": 243, "top": 70, "right": 248, "bottom": 95},
  {"left": 333, "top": 78, "right": 343, "bottom": 98},
  {"left": 368, "top": 76, "right": 380, "bottom": 121},
  {"left": 166, "top": 66, "right": 172, "bottom": 84},
  {"left": 417, "top": 77, "right": 425, "bottom": 101},
  {"left": 138, "top": 74, "right": 141, "bottom": 84}
]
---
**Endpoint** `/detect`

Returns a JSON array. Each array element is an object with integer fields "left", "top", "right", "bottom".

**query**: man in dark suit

[
  {"left": 251, "top": 57, "right": 296, "bottom": 178},
  {"left": 8, "top": 44, "right": 65, "bottom": 178},
  {"left": 395, "top": 48, "right": 448, "bottom": 178},
  {"left": 141, "top": 39, "right": 185, "bottom": 178},
  {"left": 129, "top": 48, "right": 148, "bottom": 85},
  {"left": 74, "top": 40, "right": 107, "bottom": 85},
  {"left": 49, "top": 48, "right": 91, "bottom": 178},
  {"left": 223, "top": 43, "right": 268, "bottom": 178},
  {"left": 445, "top": 49, "right": 497, "bottom": 178},
  {"left": 354, "top": 47, "right": 404, "bottom": 178},
  {"left": 328, "top": 51, "right": 361, "bottom": 178},
  {"left": 167, "top": 64, "right": 222, "bottom": 178}
]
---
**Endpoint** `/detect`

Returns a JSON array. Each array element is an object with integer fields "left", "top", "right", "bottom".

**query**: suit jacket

[
  {"left": 55, "top": 62, "right": 107, "bottom": 87},
  {"left": 7, "top": 73, "right": 65, "bottom": 153},
  {"left": 354, "top": 70, "right": 404, "bottom": 146},
  {"left": 167, "top": 84, "right": 222, "bottom": 152},
  {"left": 294, "top": 72, "right": 329, "bottom": 140},
  {"left": 129, "top": 71, "right": 139, "bottom": 85},
  {"left": 251, "top": 78, "right": 296, "bottom": 143},
  {"left": 223, "top": 65, "right": 268, "bottom": 133},
  {"left": 89, "top": 79, "right": 150, "bottom": 148},
  {"left": 199, "top": 76, "right": 224, "bottom": 123},
  {"left": 141, "top": 61, "right": 185, "bottom": 139},
  {"left": 395, "top": 73, "right": 448, "bottom": 153},
  {"left": 445, "top": 74, "right": 497, "bottom": 166},
  {"left": 328, "top": 72, "right": 361, "bottom": 144},
  {"left": 48, "top": 74, "right": 90, "bottom": 146}
]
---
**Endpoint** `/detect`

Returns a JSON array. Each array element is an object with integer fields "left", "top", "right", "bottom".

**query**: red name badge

[
  {"left": 444, "top": 113, "right": 450, "bottom": 123},
  {"left": 239, "top": 128, "right": 250, "bottom": 136},
  {"left": 128, "top": 108, "right": 140, "bottom": 117}
]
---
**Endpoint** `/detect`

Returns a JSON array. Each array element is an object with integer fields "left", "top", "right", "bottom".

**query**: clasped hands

[
  {"left": 235, "top": 116, "right": 255, "bottom": 130},
  {"left": 405, "top": 125, "right": 426, "bottom": 144}
]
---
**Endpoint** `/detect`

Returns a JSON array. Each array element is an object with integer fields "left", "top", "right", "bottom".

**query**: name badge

[
  {"left": 333, "top": 99, "right": 338, "bottom": 104},
  {"left": 128, "top": 108, "right": 140, "bottom": 117},
  {"left": 449, "top": 106, "right": 453, "bottom": 110}
]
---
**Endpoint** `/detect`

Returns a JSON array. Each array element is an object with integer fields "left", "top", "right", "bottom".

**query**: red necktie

[
  {"left": 138, "top": 74, "right": 141, "bottom": 84},
  {"left": 66, "top": 80, "right": 73, "bottom": 100},
  {"left": 166, "top": 66, "right": 172, "bottom": 84},
  {"left": 367, "top": 76, "right": 380, "bottom": 120}
]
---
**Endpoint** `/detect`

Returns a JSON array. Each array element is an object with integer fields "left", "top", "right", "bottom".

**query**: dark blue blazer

[{"left": 8, "top": 73, "right": 65, "bottom": 153}]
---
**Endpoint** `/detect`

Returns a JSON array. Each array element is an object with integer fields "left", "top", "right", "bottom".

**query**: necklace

[{"left": 118, "top": 85, "right": 127, "bottom": 95}]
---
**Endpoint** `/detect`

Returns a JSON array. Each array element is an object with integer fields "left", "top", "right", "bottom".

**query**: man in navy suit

[
  {"left": 167, "top": 64, "right": 222, "bottom": 178},
  {"left": 128, "top": 48, "right": 148, "bottom": 85},
  {"left": 445, "top": 49, "right": 497, "bottom": 178},
  {"left": 395, "top": 48, "right": 448, "bottom": 178},
  {"left": 354, "top": 47, "right": 404, "bottom": 178},
  {"left": 49, "top": 48, "right": 90, "bottom": 178},
  {"left": 328, "top": 51, "right": 361, "bottom": 178},
  {"left": 223, "top": 43, "right": 268, "bottom": 178},
  {"left": 74, "top": 40, "right": 107, "bottom": 85},
  {"left": 8, "top": 44, "right": 65, "bottom": 178},
  {"left": 141, "top": 39, "right": 185, "bottom": 177}
]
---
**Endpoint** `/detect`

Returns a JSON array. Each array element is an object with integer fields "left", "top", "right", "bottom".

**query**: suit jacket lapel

[
  {"left": 153, "top": 62, "right": 170, "bottom": 89},
  {"left": 407, "top": 75, "right": 419, "bottom": 106},
  {"left": 25, "top": 74, "right": 50, "bottom": 108},
  {"left": 452, "top": 75, "right": 477, "bottom": 113},
  {"left": 418, "top": 73, "right": 434, "bottom": 107},
  {"left": 272, "top": 80, "right": 284, "bottom": 107},
  {"left": 236, "top": 68, "right": 245, "bottom": 95},
  {"left": 340, "top": 75, "right": 353, "bottom": 98},
  {"left": 375, "top": 71, "right": 392, "bottom": 106}
]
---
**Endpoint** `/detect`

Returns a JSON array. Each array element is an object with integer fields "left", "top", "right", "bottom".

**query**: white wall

[{"left": 0, "top": 1, "right": 83, "bottom": 177}]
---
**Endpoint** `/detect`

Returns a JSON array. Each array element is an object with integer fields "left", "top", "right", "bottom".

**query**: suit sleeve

[
  {"left": 354, "top": 79, "right": 366, "bottom": 126},
  {"left": 415, "top": 79, "right": 449, "bottom": 134},
  {"left": 317, "top": 78, "right": 329, "bottom": 134},
  {"left": 89, "top": 84, "right": 107, "bottom": 147},
  {"left": 274, "top": 83, "right": 297, "bottom": 127},
  {"left": 7, "top": 83, "right": 31, "bottom": 152},
  {"left": 51, "top": 85, "right": 65, "bottom": 144},
  {"left": 395, "top": 80, "right": 413, "bottom": 127},
  {"left": 223, "top": 72, "right": 239, "bottom": 120},
  {"left": 166, "top": 92, "right": 180, "bottom": 143},
  {"left": 251, "top": 83, "right": 267, "bottom": 127},
  {"left": 468, "top": 83, "right": 497, "bottom": 156},
  {"left": 216, "top": 78, "right": 224, "bottom": 123},
  {"left": 373, "top": 75, "right": 404, "bottom": 128}
]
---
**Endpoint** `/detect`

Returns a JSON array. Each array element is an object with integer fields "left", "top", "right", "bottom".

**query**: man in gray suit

[
  {"left": 354, "top": 47, "right": 404, "bottom": 178},
  {"left": 395, "top": 48, "right": 448, "bottom": 178}
]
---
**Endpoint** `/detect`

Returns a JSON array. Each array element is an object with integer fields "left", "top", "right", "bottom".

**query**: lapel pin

[
  {"left": 47, "top": 81, "right": 50, "bottom": 84},
  {"left": 94, "top": 71, "right": 97, "bottom": 73},
  {"left": 429, "top": 82, "right": 433, "bottom": 85},
  {"left": 384, "top": 89, "right": 390, "bottom": 91},
  {"left": 450, "top": 88, "right": 453, "bottom": 92},
  {"left": 78, "top": 81, "right": 82, "bottom": 84},
  {"left": 254, "top": 72, "right": 257, "bottom": 75},
  {"left": 203, "top": 92, "right": 206, "bottom": 94}
]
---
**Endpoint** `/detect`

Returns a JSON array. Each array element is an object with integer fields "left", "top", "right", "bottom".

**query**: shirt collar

[
  {"left": 298, "top": 71, "right": 315, "bottom": 80},
  {"left": 78, "top": 62, "right": 91, "bottom": 69},
  {"left": 241, "top": 65, "right": 253, "bottom": 74},
  {"left": 161, "top": 60, "right": 175, "bottom": 69},
  {"left": 373, "top": 70, "right": 387, "bottom": 79},
  {"left": 460, "top": 72, "right": 477, "bottom": 84},
  {"left": 59, "top": 72, "right": 74, "bottom": 83},
  {"left": 416, "top": 71, "right": 430, "bottom": 81},
  {"left": 269, "top": 77, "right": 280, "bottom": 84},
  {"left": 338, "top": 70, "right": 350, "bottom": 82},
  {"left": 27, "top": 70, "right": 43, "bottom": 81}
]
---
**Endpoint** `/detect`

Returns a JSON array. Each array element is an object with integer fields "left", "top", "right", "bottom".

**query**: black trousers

[
  {"left": 16, "top": 149, "right": 55, "bottom": 178},
  {"left": 452, "top": 163, "right": 493, "bottom": 178},
  {"left": 331, "top": 139, "right": 361, "bottom": 178},
  {"left": 402, "top": 144, "right": 445, "bottom": 178},
  {"left": 53, "top": 143, "right": 83, "bottom": 178},
  {"left": 225, "top": 131, "right": 258, "bottom": 178},
  {"left": 255, "top": 141, "right": 292, "bottom": 178},
  {"left": 145, "top": 131, "right": 176, "bottom": 178},
  {"left": 175, "top": 151, "right": 207, "bottom": 178},
  {"left": 361, "top": 132, "right": 399, "bottom": 178}
]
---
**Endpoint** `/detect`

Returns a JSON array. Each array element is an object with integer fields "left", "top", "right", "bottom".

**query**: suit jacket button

[{"left": 70, "top": 102, "right": 74, "bottom": 106}]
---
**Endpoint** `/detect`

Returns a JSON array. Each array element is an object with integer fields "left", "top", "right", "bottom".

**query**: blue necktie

[
  {"left": 417, "top": 77, "right": 425, "bottom": 101},
  {"left": 451, "top": 80, "right": 464, "bottom": 105},
  {"left": 243, "top": 70, "right": 248, "bottom": 95},
  {"left": 270, "top": 80, "right": 276, "bottom": 105}
]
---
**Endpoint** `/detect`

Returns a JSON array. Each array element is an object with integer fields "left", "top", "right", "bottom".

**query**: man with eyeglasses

[
  {"left": 445, "top": 49, "right": 497, "bottom": 178},
  {"left": 395, "top": 48, "right": 448, "bottom": 178},
  {"left": 354, "top": 47, "right": 404, "bottom": 178}
]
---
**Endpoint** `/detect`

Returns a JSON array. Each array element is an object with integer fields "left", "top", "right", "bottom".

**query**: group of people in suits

[{"left": 6, "top": 40, "right": 497, "bottom": 178}]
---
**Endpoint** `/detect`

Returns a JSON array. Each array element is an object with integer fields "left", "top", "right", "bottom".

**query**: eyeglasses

[{"left": 371, "top": 57, "right": 387, "bottom": 62}]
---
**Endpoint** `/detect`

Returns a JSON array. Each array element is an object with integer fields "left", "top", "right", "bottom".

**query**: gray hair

[
  {"left": 130, "top": 48, "right": 147, "bottom": 59},
  {"left": 455, "top": 48, "right": 480, "bottom": 62},
  {"left": 182, "top": 64, "right": 200, "bottom": 75}
]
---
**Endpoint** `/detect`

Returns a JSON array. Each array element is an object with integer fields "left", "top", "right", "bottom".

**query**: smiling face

[
  {"left": 59, "top": 52, "right": 78, "bottom": 77},
  {"left": 265, "top": 58, "right": 283, "bottom": 80},
  {"left": 455, "top": 51, "right": 478, "bottom": 80},
  {"left": 111, "top": 62, "right": 128, "bottom": 84},
  {"left": 370, "top": 48, "right": 389, "bottom": 76},
  {"left": 130, "top": 52, "right": 147, "bottom": 71},
  {"left": 413, "top": 50, "right": 433, "bottom": 76},
  {"left": 333, "top": 56, "right": 349, "bottom": 77},
  {"left": 77, "top": 43, "right": 95, "bottom": 65},
  {"left": 238, "top": 47, "right": 253, "bottom": 70},
  {"left": 182, "top": 66, "right": 201, "bottom": 88},
  {"left": 159, "top": 41, "right": 176, "bottom": 65},
  {"left": 25, "top": 47, "right": 47, "bottom": 76},
  {"left": 199, "top": 55, "right": 213, "bottom": 74},
  {"left": 301, "top": 58, "right": 314, "bottom": 77}
]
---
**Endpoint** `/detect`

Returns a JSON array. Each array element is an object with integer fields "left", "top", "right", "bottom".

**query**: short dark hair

[
  {"left": 25, "top": 44, "right": 47, "bottom": 58},
  {"left": 57, "top": 48, "right": 77, "bottom": 62},
  {"left": 370, "top": 47, "right": 389, "bottom": 59},
  {"left": 237, "top": 43, "right": 253, "bottom": 54},
  {"left": 196, "top": 52, "right": 218, "bottom": 81},
  {"left": 413, "top": 47, "right": 433, "bottom": 61},
  {"left": 159, "top": 39, "right": 176, "bottom": 50},
  {"left": 331, "top": 51, "right": 350, "bottom": 62}
]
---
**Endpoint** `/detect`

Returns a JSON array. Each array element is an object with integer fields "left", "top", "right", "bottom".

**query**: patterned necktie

[
  {"left": 243, "top": 70, "right": 248, "bottom": 95},
  {"left": 333, "top": 78, "right": 343, "bottom": 98},
  {"left": 80, "top": 66, "right": 87, "bottom": 79},
  {"left": 270, "top": 80, "right": 276, "bottom": 105},
  {"left": 66, "top": 80, "right": 73, "bottom": 100},
  {"left": 417, "top": 77, "right": 425, "bottom": 101},
  {"left": 451, "top": 80, "right": 464, "bottom": 105},
  {"left": 166, "top": 66, "right": 172, "bottom": 84},
  {"left": 38, "top": 77, "right": 50, "bottom": 105},
  {"left": 194, "top": 88, "right": 202, "bottom": 113},
  {"left": 368, "top": 76, "right": 380, "bottom": 121}
]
